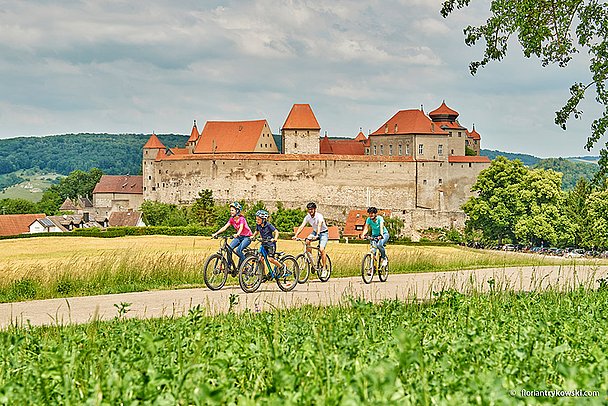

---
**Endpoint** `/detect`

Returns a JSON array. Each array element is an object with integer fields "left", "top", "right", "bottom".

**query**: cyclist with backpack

[
  {"left": 360, "top": 207, "right": 389, "bottom": 267},
  {"left": 211, "top": 202, "right": 253, "bottom": 270}
]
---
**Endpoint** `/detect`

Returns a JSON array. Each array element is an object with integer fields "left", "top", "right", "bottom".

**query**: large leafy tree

[
  {"left": 441, "top": 0, "right": 608, "bottom": 174},
  {"left": 463, "top": 156, "right": 567, "bottom": 246}
]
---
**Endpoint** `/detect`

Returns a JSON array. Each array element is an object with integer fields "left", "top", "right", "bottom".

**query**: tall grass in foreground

[
  {"left": 0, "top": 243, "right": 576, "bottom": 302},
  {"left": 1, "top": 289, "right": 607, "bottom": 404}
]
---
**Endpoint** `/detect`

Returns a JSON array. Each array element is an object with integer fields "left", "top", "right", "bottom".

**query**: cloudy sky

[{"left": 0, "top": 0, "right": 602, "bottom": 157}]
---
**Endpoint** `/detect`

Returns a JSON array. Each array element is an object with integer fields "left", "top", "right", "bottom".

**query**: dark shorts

[{"left": 262, "top": 242, "right": 276, "bottom": 258}]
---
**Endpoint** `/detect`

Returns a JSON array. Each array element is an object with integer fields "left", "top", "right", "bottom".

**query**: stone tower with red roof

[
  {"left": 281, "top": 104, "right": 320, "bottom": 154},
  {"left": 142, "top": 133, "right": 165, "bottom": 195}
]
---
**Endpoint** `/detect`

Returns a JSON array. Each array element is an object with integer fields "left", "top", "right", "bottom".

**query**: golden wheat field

[{"left": 0, "top": 235, "right": 575, "bottom": 286}]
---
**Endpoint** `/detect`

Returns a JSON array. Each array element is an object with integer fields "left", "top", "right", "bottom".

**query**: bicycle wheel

[
  {"left": 295, "top": 254, "right": 310, "bottom": 283},
  {"left": 317, "top": 253, "right": 332, "bottom": 282},
  {"left": 276, "top": 255, "right": 299, "bottom": 292},
  {"left": 361, "top": 253, "right": 374, "bottom": 284},
  {"left": 203, "top": 253, "right": 228, "bottom": 290},
  {"left": 378, "top": 257, "right": 389, "bottom": 282},
  {"left": 238, "top": 255, "right": 263, "bottom": 293}
]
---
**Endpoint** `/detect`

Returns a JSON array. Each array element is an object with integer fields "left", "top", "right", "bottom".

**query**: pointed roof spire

[
  {"left": 429, "top": 101, "right": 459, "bottom": 122},
  {"left": 468, "top": 124, "right": 481, "bottom": 140},
  {"left": 143, "top": 133, "right": 166, "bottom": 149},
  {"left": 354, "top": 131, "right": 367, "bottom": 142},
  {"left": 283, "top": 104, "right": 321, "bottom": 130},
  {"left": 187, "top": 120, "right": 200, "bottom": 144}
]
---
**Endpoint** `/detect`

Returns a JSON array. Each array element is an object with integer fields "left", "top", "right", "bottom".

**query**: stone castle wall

[{"left": 143, "top": 153, "right": 489, "bottom": 234}]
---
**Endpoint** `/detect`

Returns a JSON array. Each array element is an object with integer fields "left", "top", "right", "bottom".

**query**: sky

[{"left": 0, "top": 0, "right": 604, "bottom": 158}]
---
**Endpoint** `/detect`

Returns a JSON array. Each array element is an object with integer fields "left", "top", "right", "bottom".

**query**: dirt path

[{"left": 1, "top": 264, "right": 606, "bottom": 329}]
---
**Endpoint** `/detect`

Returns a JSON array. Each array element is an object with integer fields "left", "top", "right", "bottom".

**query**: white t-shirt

[{"left": 305, "top": 212, "right": 328, "bottom": 233}]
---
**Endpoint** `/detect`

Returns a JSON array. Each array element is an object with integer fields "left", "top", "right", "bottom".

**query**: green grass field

[
  {"left": 1, "top": 289, "right": 606, "bottom": 404},
  {"left": 0, "top": 235, "right": 585, "bottom": 303},
  {"left": 0, "top": 170, "right": 62, "bottom": 202}
]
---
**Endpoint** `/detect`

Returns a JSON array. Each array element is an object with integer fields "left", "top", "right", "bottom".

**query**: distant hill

[
  {"left": 0, "top": 133, "right": 188, "bottom": 176},
  {"left": 480, "top": 149, "right": 541, "bottom": 166}
]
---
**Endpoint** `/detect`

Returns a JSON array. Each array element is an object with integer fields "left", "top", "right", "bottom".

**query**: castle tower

[
  {"left": 281, "top": 104, "right": 320, "bottom": 154},
  {"left": 142, "top": 133, "right": 165, "bottom": 199},
  {"left": 186, "top": 120, "right": 200, "bottom": 154}
]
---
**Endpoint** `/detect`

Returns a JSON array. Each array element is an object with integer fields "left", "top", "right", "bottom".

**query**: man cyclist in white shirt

[{"left": 293, "top": 202, "right": 329, "bottom": 278}]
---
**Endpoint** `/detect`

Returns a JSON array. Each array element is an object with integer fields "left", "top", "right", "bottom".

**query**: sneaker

[
  {"left": 381, "top": 258, "right": 388, "bottom": 267},
  {"left": 320, "top": 268, "right": 328, "bottom": 279}
]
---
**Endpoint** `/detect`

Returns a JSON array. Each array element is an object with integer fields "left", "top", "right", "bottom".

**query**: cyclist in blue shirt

[
  {"left": 251, "top": 209, "right": 284, "bottom": 271},
  {"left": 360, "top": 207, "right": 389, "bottom": 267}
]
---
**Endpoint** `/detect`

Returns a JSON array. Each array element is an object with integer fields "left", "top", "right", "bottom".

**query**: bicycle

[
  {"left": 361, "top": 235, "right": 389, "bottom": 284},
  {"left": 203, "top": 235, "right": 256, "bottom": 290},
  {"left": 294, "top": 237, "right": 332, "bottom": 283},
  {"left": 238, "top": 238, "right": 299, "bottom": 293}
]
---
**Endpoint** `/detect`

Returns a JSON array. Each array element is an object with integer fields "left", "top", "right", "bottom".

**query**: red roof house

[
  {"left": 194, "top": 120, "right": 278, "bottom": 154},
  {"left": 343, "top": 209, "right": 392, "bottom": 238},
  {"left": 282, "top": 104, "right": 321, "bottom": 130},
  {"left": 0, "top": 214, "right": 46, "bottom": 236}
]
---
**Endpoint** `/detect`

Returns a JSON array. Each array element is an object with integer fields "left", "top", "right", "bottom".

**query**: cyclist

[
  {"left": 251, "top": 209, "right": 284, "bottom": 276},
  {"left": 211, "top": 202, "right": 253, "bottom": 271},
  {"left": 360, "top": 207, "right": 389, "bottom": 268},
  {"left": 293, "top": 202, "right": 329, "bottom": 278}
]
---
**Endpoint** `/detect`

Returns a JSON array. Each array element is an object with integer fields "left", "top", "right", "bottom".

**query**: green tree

[
  {"left": 140, "top": 201, "right": 188, "bottom": 227},
  {"left": 441, "top": 0, "right": 608, "bottom": 174},
  {"left": 36, "top": 190, "right": 64, "bottom": 215},
  {"left": 384, "top": 217, "right": 404, "bottom": 240},
  {"left": 190, "top": 189, "right": 215, "bottom": 226},
  {"left": 271, "top": 202, "right": 307, "bottom": 233},
  {"left": 462, "top": 156, "right": 528, "bottom": 244},
  {"left": 465, "top": 145, "right": 477, "bottom": 156},
  {"left": 587, "top": 189, "right": 608, "bottom": 248},
  {"left": 48, "top": 168, "right": 103, "bottom": 201},
  {"left": 563, "top": 178, "right": 593, "bottom": 247},
  {"left": 0, "top": 198, "right": 38, "bottom": 214}
]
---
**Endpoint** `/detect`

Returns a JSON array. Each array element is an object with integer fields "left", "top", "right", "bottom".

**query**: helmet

[
  {"left": 367, "top": 206, "right": 378, "bottom": 214},
  {"left": 306, "top": 202, "right": 317, "bottom": 209},
  {"left": 230, "top": 202, "right": 242, "bottom": 213},
  {"left": 255, "top": 209, "right": 269, "bottom": 220}
]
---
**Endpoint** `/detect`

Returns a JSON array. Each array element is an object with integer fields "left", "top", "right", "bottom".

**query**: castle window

[
  {"left": 469, "top": 163, "right": 472, "bottom": 167},
  {"left": 398, "top": 144, "right": 402, "bottom": 155},
  {"left": 439, "top": 178, "right": 443, "bottom": 185},
  {"left": 438, "top": 144, "right": 443, "bottom": 156},
  {"left": 373, "top": 145, "right": 377, "bottom": 155},
  {"left": 389, "top": 145, "right": 393, "bottom": 155},
  {"left": 451, "top": 149, "right": 454, "bottom": 155},
  {"left": 365, "top": 148, "right": 370, "bottom": 155},
  {"left": 418, "top": 144, "right": 423, "bottom": 155},
  {"left": 458, "top": 131, "right": 462, "bottom": 137},
  {"left": 307, "top": 131, "right": 310, "bottom": 135},
  {"left": 148, "top": 176, "right": 151, "bottom": 180},
  {"left": 294, "top": 142, "right": 297, "bottom": 149},
  {"left": 295, "top": 131, "right": 298, "bottom": 135},
  {"left": 423, "top": 179, "right": 427, "bottom": 185},
  {"left": 466, "top": 140, "right": 469, "bottom": 145},
  {"left": 406, "top": 144, "right": 410, "bottom": 155},
  {"left": 380, "top": 145, "right": 384, "bottom": 155}
]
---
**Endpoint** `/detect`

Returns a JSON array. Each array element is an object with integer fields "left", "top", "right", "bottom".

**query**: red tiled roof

[
  {"left": 429, "top": 101, "right": 459, "bottom": 118},
  {"left": 293, "top": 226, "right": 340, "bottom": 240},
  {"left": 92, "top": 175, "right": 143, "bottom": 194},
  {"left": 194, "top": 120, "right": 275, "bottom": 153},
  {"left": 282, "top": 104, "right": 321, "bottom": 130},
  {"left": 143, "top": 133, "right": 166, "bottom": 149},
  {"left": 59, "top": 198, "right": 79, "bottom": 211},
  {"left": 448, "top": 156, "right": 490, "bottom": 163},
  {"left": 109, "top": 211, "right": 143, "bottom": 227},
  {"left": 467, "top": 127, "right": 481, "bottom": 140},
  {"left": 0, "top": 214, "right": 46, "bottom": 236},
  {"left": 319, "top": 137, "right": 365, "bottom": 155},
  {"left": 370, "top": 109, "right": 448, "bottom": 136},
  {"left": 170, "top": 148, "right": 190, "bottom": 155},
  {"left": 187, "top": 122, "right": 200, "bottom": 144},
  {"left": 343, "top": 209, "right": 391, "bottom": 237},
  {"left": 354, "top": 131, "right": 367, "bottom": 142}
]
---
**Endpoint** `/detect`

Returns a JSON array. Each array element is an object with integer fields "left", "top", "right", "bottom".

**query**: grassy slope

[
  {"left": 0, "top": 289, "right": 607, "bottom": 403},
  {"left": 0, "top": 236, "right": 591, "bottom": 302},
  {"left": 0, "top": 170, "right": 62, "bottom": 202}
]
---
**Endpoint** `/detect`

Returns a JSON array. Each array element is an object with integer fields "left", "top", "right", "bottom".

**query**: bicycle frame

[
  {"left": 252, "top": 239, "right": 282, "bottom": 280},
  {"left": 297, "top": 238, "right": 322, "bottom": 269},
  {"left": 215, "top": 235, "right": 255, "bottom": 273}
]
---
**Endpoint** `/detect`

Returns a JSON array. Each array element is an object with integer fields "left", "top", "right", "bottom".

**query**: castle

[{"left": 142, "top": 102, "right": 490, "bottom": 237}]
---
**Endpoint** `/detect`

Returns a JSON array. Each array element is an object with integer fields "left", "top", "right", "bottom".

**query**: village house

[
  {"left": 0, "top": 214, "right": 46, "bottom": 237},
  {"left": 92, "top": 175, "right": 144, "bottom": 217},
  {"left": 343, "top": 209, "right": 392, "bottom": 239}
]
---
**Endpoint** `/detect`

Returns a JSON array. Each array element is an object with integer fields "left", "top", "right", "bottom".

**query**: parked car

[{"left": 565, "top": 249, "right": 585, "bottom": 258}]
